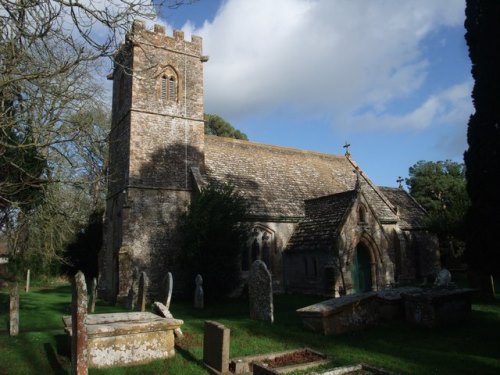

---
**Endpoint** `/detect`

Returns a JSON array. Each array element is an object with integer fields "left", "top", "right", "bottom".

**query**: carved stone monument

[
  {"left": 434, "top": 268, "right": 452, "bottom": 287},
  {"left": 249, "top": 260, "right": 274, "bottom": 323},
  {"left": 9, "top": 282, "right": 19, "bottom": 337},
  {"left": 194, "top": 274, "right": 204, "bottom": 309}
]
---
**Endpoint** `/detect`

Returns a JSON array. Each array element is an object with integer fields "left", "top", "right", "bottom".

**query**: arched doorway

[{"left": 351, "top": 243, "right": 372, "bottom": 293}]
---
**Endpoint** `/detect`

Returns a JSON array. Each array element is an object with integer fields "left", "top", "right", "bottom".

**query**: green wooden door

[{"left": 351, "top": 244, "right": 372, "bottom": 293}]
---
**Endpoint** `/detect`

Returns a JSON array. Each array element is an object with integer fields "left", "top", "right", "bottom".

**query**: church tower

[{"left": 100, "top": 21, "right": 206, "bottom": 301}]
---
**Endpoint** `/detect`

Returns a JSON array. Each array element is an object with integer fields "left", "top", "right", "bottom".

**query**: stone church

[{"left": 99, "top": 21, "right": 440, "bottom": 302}]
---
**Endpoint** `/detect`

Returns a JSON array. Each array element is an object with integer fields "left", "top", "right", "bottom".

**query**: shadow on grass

[
  {"left": 175, "top": 345, "right": 206, "bottom": 370},
  {"left": 44, "top": 342, "right": 68, "bottom": 375}
]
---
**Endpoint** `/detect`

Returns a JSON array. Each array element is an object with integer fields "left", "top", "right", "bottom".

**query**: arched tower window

[
  {"left": 157, "top": 66, "right": 179, "bottom": 104},
  {"left": 169, "top": 77, "right": 177, "bottom": 101}
]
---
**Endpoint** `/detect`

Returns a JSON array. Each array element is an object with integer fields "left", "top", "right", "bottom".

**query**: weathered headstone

[
  {"left": 88, "top": 278, "right": 97, "bottom": 313},
  {"left": 434, "top": 268, "right": 452, "bottom": 288},
  {"left": 25, "top": 269, "right": 30, "bottom": 293},
  {"left": 9, "top": 282, "right": 19, "bottom": 336},
  {"left": 126, "top": 269, "right": 139, "bottom": 310},
  {"left": 194, "top": 274, "right": 204, "bottom": 309},
  {"left": 72, "top": 271, "right": 88, "bottom": 375},
  {"left": 249, "top": 260, "right": 274, "bottom": 323},
  {"left": 203, "top": 321, "right": 230, "bottom": 374},
  {"left": 163, "top": 272, "right": 173, "bottom": 309},
  {"left": 153, "top": 301, "right": 184, "bottom": 338},
  {"left": 138, "top": 271, "right": 148, "bottom": 312}
]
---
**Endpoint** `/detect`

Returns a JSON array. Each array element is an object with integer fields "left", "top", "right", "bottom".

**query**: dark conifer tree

[{"left": 463, "top": 0, "right": 500, "bottom": 292}]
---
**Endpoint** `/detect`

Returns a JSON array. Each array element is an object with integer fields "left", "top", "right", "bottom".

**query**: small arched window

[
  {"left": 169, "top": 77, "right": 176, "bottom": 101},
  {"left": 303, "top": 257, "right": 309, "bottom": 277}
]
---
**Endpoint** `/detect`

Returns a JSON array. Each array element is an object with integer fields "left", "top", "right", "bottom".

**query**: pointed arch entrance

[{"left": 351, "top": 242, "right": 373, "bottom": 293}]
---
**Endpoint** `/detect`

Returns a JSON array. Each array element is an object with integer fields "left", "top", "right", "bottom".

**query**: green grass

[{"left": 1, "top": 284, "right": 499, "bottom": 375}]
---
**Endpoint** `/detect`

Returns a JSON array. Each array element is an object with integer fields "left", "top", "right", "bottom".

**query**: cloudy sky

[{"left": 157, "top": 0, "right": 472, "bottom": 187}]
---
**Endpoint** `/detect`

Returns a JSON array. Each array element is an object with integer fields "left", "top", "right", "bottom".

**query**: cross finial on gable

[
  {"left": 343, "top": 142, "right": 351, "bottom": 157},
  {"left": 397, "top": 176, "right": 404, "bottom": 189}
]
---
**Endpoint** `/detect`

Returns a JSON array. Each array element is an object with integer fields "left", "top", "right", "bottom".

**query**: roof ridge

[
  {"left": 205, "top": 135, "right": 346, "bottom": 159},
  {"left": 345, "top": 157, "right": 398, "bottom": 215}
]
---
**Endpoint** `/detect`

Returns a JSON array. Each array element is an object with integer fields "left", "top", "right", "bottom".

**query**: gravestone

[
  {"left": 153, "top": 301, "right": 183, "bottom": 338},
  {"left": 203, "top": 321, "right": 230, "bottom": 374},
  {"left": 163, "top": 272, "right": 173, "bottom": 309},
  {"left": 89, "top": 278, "right": 97, "bottom": 313},
  {"left": 194, "top": 274, "right": 204, "bottom": 309},
  {"left": 249, "top": 260, "right": 274, "bottom": 323},
  {"left": 126, "top": 269, "right": 139, "bottom": 310},
  {"left": 25, "top": 269, "right": 30, "bottom": 293},
  {"left": 138, "top": 272, "right": 148, "bottom": 312},
  {"left": 434, "top": 268, "right": 452, "bottom": 287},
  {"left": 72, "top": 271, "right": 88, "bottom": 375},
  {"left": 9, "top": 282, "right": 19, "bottom": 336}
]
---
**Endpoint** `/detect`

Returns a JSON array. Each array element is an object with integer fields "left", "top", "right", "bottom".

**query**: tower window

[
  {"left": 169, "top": 77, "right": 176, "bottom": 101},
  {"left": 161, "top": 76, "right": 168, "bottom": 101}
]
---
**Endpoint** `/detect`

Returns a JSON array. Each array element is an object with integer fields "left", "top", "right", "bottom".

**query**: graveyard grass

[{"left": 0, "top": 280, "right": 499, "bottom": 375}]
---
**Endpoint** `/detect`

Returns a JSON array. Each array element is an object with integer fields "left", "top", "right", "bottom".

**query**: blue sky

[{"left": 157, "top": 0, "right": 472, "bottom": 187}]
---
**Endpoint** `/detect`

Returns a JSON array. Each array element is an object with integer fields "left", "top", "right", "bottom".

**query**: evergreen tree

[
  {"left": 204, "top": 113, "right": 248, "bottom": 140},
  {"left": 464, "top": 0, "right": 500, "bottom": 292}
]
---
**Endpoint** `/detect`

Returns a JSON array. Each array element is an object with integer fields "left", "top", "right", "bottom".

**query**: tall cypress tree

[{"left": 464, "top": 0, "right": 500, "bottom": 293}]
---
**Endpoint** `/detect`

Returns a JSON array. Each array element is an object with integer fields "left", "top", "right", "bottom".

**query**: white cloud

[
  {"left": 346, "top": 81, "right": 473, "bottom": 130},
  {"left": 168, "top": 0, "right": 468, "bottom": 130}
]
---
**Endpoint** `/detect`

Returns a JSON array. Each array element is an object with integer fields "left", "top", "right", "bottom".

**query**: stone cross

[
  {"left": 343, "top": 141, "right": 351, "bottom": 157},
  {"left": 203, "top": 321, "right": 230, "bottom": 374},
  {"left": 25, "top": 269, "right": 30, "bottom": 293},
  {"left": 88, "top": 278, "right": 97, "bottom": 314},
  {"left": 72, "top": 271, "right": 88, "bottom": 375},
  {"left": 138, "top": 271, "right": 148, "bottom": 312},
  {"left": 194, "top": 274, "right": 204, "bottom": 309},
  {"left": 248, "top": 260, "right": 274, "bottom": 323},
  {"left": 397, "top": 176, "right": 404, "bottom": 189},
  {"left": 163, "top": 272, "right": 173, "bottom": 309},
  {"left": 9, "top": 282, "right": 19, "bottom": 336}
]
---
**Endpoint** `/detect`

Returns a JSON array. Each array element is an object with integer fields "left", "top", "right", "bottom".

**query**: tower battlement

[{"left": 128, "top": 20, "right": 203, "bottom": 57}]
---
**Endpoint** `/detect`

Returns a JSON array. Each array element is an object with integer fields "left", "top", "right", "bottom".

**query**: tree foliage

[
  {"left": 179, "top": 183, "right": 248, "bottom": 300},
  {"left": 0, "top": 0, "right": 163, "bottom": 276},
  {"left": 464, "top": 0, "right": 500, "bottom": 281},
  {"left": 406, "top": 160, "right": 469, "bottom": 263},
  {"left": 204, "top": 113, "right": 248, "bottom": 140}
]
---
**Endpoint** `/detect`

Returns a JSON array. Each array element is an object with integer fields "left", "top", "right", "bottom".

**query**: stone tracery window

[{"left": 244, "top": 225, "right": 276, "bottom": 273}]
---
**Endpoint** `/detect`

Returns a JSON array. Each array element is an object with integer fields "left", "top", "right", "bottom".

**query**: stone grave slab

[{"left": 296, "top": 292, "right": 379, "bottom": 335}]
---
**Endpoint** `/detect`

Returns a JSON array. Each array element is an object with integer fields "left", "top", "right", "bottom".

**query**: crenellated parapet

[{"left": 128, "top": 20, "right": 204, "bottom": 59}]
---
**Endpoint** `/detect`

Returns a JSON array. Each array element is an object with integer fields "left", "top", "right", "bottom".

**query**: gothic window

[
  {"left": 251, "top": 239, "right": 260, "bottom": 262},
  {"left": 303, "top": 257, "right": 309, "bottom": 277},
  {"left": 262, "top": 242, "right": 270, "bottom": 269},
  {"left": 169, "top": 77, "right": 177, "bottom": 101},
  {"left": 312, "top": 257, "right": 318, "bottom": 277}
]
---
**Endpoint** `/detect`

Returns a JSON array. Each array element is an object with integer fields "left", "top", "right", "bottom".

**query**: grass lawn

[{"left": 0, "top": 282, "right": 499, "bottom": 375}]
